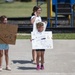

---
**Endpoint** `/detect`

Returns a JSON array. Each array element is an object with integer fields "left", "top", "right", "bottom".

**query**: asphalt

[{"left": 0, "top": 40, "right": 75, "bottom": 75}]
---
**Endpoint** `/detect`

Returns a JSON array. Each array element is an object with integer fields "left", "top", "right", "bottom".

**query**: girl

[
  {"left": 0, "top": 15, "right": 11, "bottom": 71},
  {"left": 31, "top": 6, "right": 42, "bottom": 63},
  {"left": 35, "top": 22, "right": 46, "bottom": 70}
]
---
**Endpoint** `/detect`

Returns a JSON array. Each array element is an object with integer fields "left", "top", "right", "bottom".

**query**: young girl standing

[
  {"left": 32, "top": 22, "right": 47, "bottom": 70},
  {"left": 36, "top": 22, "right": 45, "bottom": 70},
  {"left": 31, "top": 6, "right": 42, "bottom": 63},
  {"left": 0, "top": 15, "right": 11, "bottom": 71}
]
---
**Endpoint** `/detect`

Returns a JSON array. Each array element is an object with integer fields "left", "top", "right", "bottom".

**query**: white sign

[{"left": 31, "top": 31, "right": 53, "bottom": 49}]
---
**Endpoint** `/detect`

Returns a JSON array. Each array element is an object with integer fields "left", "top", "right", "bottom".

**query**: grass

[
  {"left": 17, "top": 35, "right": 31, "bottom": 39},
  {"left": 0, "top": 1, "right": 47, "bottom": 17},
  {"left": 53, "top": 33, "right": 75, "bottom": 39},
  {"left": 17, "top": 33, "right": 75, "bottom": 39}
]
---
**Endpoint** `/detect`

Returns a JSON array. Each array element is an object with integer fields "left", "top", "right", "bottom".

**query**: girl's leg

[
  {"left": 4, "top": 50, "right": 11, "bottom": 70},
  {"left": 4, "top": 50, "right": 9, "bottom": 66},
  {"left": 32, "top": 50, "right": 36, "bottom": 63},
  {"left": 36, "top": 51, "right": 40, "bottom": 70},
  {"left": 36, "top": 51, "right": 40, "bottom": 65},
  {"left": 0, "top": 50, "right": 3, "bottom": 68},
  {"left": 41, "top": 51, "right": 45, "bottom": 65},
  {"left": 41, "top": 51, "right": 45, "bottom": 69}
]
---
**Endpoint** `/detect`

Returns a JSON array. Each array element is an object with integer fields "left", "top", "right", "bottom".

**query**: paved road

[{"left": 0, "top": 40, "right": 75, "bottom": 75}]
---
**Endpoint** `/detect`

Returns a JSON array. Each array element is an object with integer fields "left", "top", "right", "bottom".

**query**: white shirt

[{"left": 31, "top": 16, "right": 42, "bottom": 32}]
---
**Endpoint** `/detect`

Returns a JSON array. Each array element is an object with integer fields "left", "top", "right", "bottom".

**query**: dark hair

[
  {"left": 0, "top": 15, "right": 7, "bottom": 22},
  {"left": 31, "top": 6, "right": 41, "bottom": 16}
]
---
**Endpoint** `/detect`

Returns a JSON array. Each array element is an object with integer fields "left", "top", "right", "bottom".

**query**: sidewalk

[{"left": 0, "top": 40, "right": 75, "bottom": 75}]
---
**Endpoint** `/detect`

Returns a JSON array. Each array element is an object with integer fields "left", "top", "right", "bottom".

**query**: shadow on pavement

[
  {"left": 12, "top": 60, "right": 32, "bottom": 64},
  {"left": 17, "top": 66, "right": 36, "bottom": 70}
]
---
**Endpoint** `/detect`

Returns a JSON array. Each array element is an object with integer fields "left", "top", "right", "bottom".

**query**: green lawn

[
  {"left": 53, "top": 33, "right": 75, "bottom": 39},
  {"left": 0, "top": 1, "right": 47, "bottom": 17},
  {"left": 17, "top": 33, "right": 75, "bottom": 39}
]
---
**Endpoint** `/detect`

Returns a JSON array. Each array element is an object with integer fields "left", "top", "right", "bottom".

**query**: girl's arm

[
  {"left": 42, "top": 21, "right": 47, "bottom": 31},
  {"left": 31, "top": 12, "right": 37, "bottom": 24},
  {"left": 31, "top": 16, "right": 36, "bottom": 24},
  {"left": 30, "top": 34, "right": 32, "bottom": 42}
]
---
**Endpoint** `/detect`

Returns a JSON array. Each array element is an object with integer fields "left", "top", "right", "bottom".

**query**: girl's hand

[
  {"left": 44, "top": 21, "right": 47, "bottom": 24},
  {"left": 30, "top": 38, "right": 32, "bottom": 42},
  {"left": 34, "top": 12, "right": 37, "bottom": 17}
]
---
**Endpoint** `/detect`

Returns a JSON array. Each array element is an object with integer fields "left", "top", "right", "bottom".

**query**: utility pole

[{"left": 47, "top": 0, "right": 52, "bottom": 27}]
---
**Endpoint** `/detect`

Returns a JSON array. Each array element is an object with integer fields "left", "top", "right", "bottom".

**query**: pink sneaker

[
  {"left": 36, "top": 65, "right": 40, "bottom": 70},
  {"left": 41, "top": 66, "right": 44, "bottom": 70}
]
